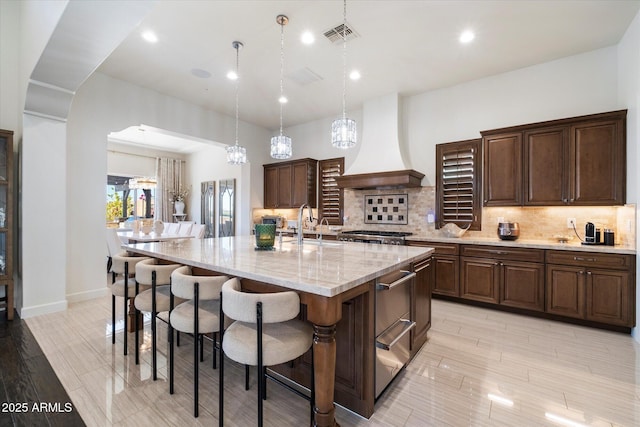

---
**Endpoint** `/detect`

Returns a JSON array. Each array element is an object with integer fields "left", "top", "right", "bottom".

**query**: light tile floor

[{"left": 25, "top": 297, "right": 640, "bottom": 426}]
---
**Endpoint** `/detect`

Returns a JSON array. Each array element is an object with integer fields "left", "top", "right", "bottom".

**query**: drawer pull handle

[
  {"left": 573, "top": 256, "right": 597, "bottom": 262},
  {"left": 377, "top": 271, "right": 415, "bottom": 290}
]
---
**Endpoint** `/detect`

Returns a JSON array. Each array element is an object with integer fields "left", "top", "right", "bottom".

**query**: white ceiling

[
  {"left": 97, "top": 0, "right": 640, "bottom": 135},
  {"left": 108, "top": 124, "right": 217, "bottom": 153}
]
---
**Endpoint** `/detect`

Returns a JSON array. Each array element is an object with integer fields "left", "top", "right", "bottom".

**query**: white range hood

[{"left": 335, "top": 93, "right": 424, "bottom": 189}]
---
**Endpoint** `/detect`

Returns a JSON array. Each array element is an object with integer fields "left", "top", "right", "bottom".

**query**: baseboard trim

[
  {"left": 19, "top": 300, "right": 68, "bottom": 319},
  {"left": 66, "top": 287, "right": 107, "bottom": 304}
]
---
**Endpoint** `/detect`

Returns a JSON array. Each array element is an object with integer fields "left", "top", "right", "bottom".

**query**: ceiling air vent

[{"left": 323, "top": 22, "right": 358, "bottom": 44}]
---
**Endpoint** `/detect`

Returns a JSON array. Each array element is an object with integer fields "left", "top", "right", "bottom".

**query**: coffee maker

[{"left": 584, "top": 222, "right": 596, "bottom": 244}]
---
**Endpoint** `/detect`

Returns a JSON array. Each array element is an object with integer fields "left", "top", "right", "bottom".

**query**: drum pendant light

[
  {"left": 331, "top": 0, "right": 357, "bottom": 149},
  {"left": 270, "top": 15, "right": 293, "bottom": 159},
  {"left": 226, "top": 41, "right": 247, "bottom": 165}
]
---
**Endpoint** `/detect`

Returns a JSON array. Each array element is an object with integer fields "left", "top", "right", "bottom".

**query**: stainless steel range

[{"left": 336, "top": 230, "right": 412, "bottom": 245}]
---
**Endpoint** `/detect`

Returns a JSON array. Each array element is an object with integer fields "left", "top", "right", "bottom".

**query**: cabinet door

[
  {"left": 483, "top": 132, "right": 522, "bottom": 206},
  {"left": 264, "top": 166, "right": 279, "bottom": 208},
  {"left": 524, "top": 127, "right": 568, "bottom": 205},
  {"left": 432, "top": 255, "right": 459, "bottom": 297},
  {"left": 586, "top": 269, "right": 631, "bottom": 326},
  {"left": 292, "top": 161, "right": 316, "bottom": 207},
  {"left": 412, "top": 257, "right": 432, "bottom": 352},
  {"left": 546, "top": 265, "right": 585, "bottom": 319},
  {"left": 501, "top": 261, "right": 545, "bottom": 311},
  {"left": 276, "top": 165, "right": 292, "bottom": 207},
  {"left": 461, "top": 257, "right": 499, "bottom": 303},
  {"left": 570, "top": 119, "right": 625, "bottom": 205}
]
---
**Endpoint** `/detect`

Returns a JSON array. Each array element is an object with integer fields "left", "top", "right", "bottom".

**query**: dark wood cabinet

[
  {"left": 524, "top": 126, "right": 569, "bottom": 205},
  {"left": 546, "top": 250, "right": 634, "bottom": 327},
  {"left": 0, "top": 130, "right": 13, "bottom": 320},
  {"left": 483, "top": 132, "right": 522, "bottom": 206},
  {"left": 411, "top": 256, "right": 432, "bottom": 352},
  {"left": 570, "top": 118, "right": 626, "bottom": 205},
  {"left": 407, "top": 241, "right": 459, "bottom": 297},
  {"left": 263, "top": 158, "right": 317, "bottom": 208},
  {"left": 461, "top": 256, "right": 500, "bottom": 303},
  {"left": 460, "top": 245, "right": 545, "bottom": 311},
  {"left": 482, "top": 110, "right": 626, "bottom": 207}
]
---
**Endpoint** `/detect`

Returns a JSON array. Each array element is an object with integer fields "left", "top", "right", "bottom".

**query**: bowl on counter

[{"left": 441, "top": 223, "right": 470, "bottom": 238}]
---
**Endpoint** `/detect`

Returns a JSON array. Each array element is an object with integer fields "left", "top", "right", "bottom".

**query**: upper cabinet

[
  {"left": 264, "top": 158, "right": 317, "bottom": 208},
  {"left": 482, "top": 110, "right": 626, "bottom": 207},
  {"left": 0, "top": 130, "right": 13, "bottom": 320}
]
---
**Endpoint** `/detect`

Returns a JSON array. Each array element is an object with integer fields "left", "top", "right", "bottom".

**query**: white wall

[
  {"left": 107, "top": 142, "right": 185, "bottom": 178},
  {"left": 64, "top": 72, "right": 270, "bottom": 304},
  {"left": 617, "top": 9, "right": 640, "bottom": 340},
  {"left": 187, "top": 144, "right": 247, "bottom": 234}
]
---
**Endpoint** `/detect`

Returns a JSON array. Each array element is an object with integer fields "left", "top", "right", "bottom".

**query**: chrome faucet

[
  {"left": 297, "top": 203, "right": 314, "bottom": 244},
  {"left": 318, "top": 217, "right": 330, "bottom": 242}
]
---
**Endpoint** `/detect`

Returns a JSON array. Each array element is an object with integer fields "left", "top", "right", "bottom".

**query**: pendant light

[
  {"left": 270, "top": 14, "right": 293, "bottom": 159},
  {"left": 331, "top": 0, "right": 357, "bottom": 149},
  {"left": 226, "top": 41, "right": 247, "bottom": 165}
]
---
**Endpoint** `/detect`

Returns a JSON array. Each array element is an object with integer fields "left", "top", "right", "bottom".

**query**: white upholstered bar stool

[
  {"left": 108, "top": 252, "right": 151, "bottom": 355},
  {"left": 134, "top": 258, "right": 182, "bottom": 379},
  {"left": 219, "top": 278, "right": 314, "bottom": 427},
  {"left": 169, "top": 266, "right": 228, "bottom": 417}
]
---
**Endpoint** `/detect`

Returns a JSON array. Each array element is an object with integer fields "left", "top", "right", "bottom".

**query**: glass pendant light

[
  {"left": 331, "top": 0, "right": 357, "bottom": 149},
  {"left": 270, "top": 15, "right": 292, "bottom": 159},
  {"left": 227, "top": 41, "right": 247, "bottom": 165}
]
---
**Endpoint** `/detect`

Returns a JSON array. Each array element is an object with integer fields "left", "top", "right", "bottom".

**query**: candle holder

[{"left": 255, "top": 224, "right": 276, "bottom": 249}]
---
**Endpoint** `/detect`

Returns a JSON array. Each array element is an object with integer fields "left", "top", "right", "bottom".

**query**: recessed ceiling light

[
  {"left": 459, "top": 30, "right": 475, "bottom": 44},
  {"left": 349, "top": 70, "right": 361, "bottom": 81},
  {"left": 141, "top": 30, "right": 158, "bottom": 43},
  {"left": 227, "top": 71, "right": 238, "bottom": 80},
  {"left": 278, "top": 95, "right": 288, "bottom": 104},
  {"left": 301, "top": 31, "right": 315, "bottom": 45}
]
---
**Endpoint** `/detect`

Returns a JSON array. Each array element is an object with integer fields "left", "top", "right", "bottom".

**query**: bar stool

[
  {"left": 134, "top": 258, "right": 182, "bottom": 379},
  {"left": 220, "top": 278, "right": 314, "bottom": 427},
  {"left": 169, "top": 266, "right": 228, "bottom": 417},
  {"left": 108, "top": 252, "right": 151, "bottom": 355}
]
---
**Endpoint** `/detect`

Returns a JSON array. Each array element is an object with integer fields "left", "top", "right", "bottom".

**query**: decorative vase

[{"left": 174, "top": 201, "right": 185, "bottom": 215}]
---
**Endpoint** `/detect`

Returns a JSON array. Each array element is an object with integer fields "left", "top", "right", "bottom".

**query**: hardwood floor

[
  {"left": 17, "top": 297, "right": 640, "bottom": 426},
  {"left": 0, "top": 311, "right": 85, "bottom": 427}
]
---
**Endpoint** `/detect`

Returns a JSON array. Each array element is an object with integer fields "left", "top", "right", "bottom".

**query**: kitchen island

[{"left": 125, "top": 235, "right": 433, "bottom": 426}]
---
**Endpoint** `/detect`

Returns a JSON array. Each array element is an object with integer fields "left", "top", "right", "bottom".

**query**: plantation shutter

[
  {"left": 436, "top": 139, "right": 482, "bottom": 231},
  {"left": 318, "top": 157, "right": 344, "bottom": 225}
]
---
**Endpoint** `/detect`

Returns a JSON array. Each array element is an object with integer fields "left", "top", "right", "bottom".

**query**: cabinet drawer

[
  {"left": 546, "top": 250, "right": 633, "bottom": 270},
  {"left": 460, "top": 245, "right": 544, "bottom": 263},
  {"left": 407, "top": 241, "right": 458, "bottom": 255}
]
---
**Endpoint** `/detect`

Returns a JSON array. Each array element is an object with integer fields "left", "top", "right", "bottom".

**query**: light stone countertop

[
  {"left": 125, "top": 235, "right": 433, "bottom": 297},
  {"left": 406, "top": 235, "right": 636, "bottom": 255}
]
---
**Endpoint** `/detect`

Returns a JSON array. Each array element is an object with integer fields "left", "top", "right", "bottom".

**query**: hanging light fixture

[
  {"left": 227, "top": 41, "right": 247, "bottom": 165},
  {"left": 270, "top": 14, "right": 293, "bottom": 159},
  {"left": 331, "top": 0, "right": 357, "bottom": 149}
]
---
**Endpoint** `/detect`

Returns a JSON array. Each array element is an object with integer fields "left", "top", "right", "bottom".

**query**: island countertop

[{"left": 124, "top": 235, "right": 433, "bottom": 297}]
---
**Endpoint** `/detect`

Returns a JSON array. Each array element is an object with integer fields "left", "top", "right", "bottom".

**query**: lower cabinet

[
  {"left": 411, "top": 256, "right": 433, "bottom": 351},
  {"left": 407, "top": 241, "right": 459, "bottom": 297},
  {"left": 460, "top": 245, "right": 545, "bottom": 311},
  {"left": 546, "top": 250, "right": 634, "bottom": 327},
  {"left": 405, "top": 241, "right": 635, "bottom": 330}
]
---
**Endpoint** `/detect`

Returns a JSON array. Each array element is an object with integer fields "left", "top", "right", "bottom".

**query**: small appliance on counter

[
  {"left": 497, "top": 222, "right": 520, "bottom": 241},
  {"left": 261, "top": 215, "right": 285, "bottom": 228},
  {"left": 581, "top": 222, "right": 615, "bottom": 246}
]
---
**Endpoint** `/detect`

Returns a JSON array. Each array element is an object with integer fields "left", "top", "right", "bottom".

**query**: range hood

[
  {"left": 335, "top": 93, "right": 425, "bottom": 189},
  {"left": 335, "top": 169, "right": 424, "bottom": 189}
]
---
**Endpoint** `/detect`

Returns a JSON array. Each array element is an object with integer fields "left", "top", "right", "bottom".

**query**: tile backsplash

[
  {"left": 252, "top": 187, "right": 636, "bottom": 248},
  {"left": 343, "top": 187, "right": 636, "bottom": 247}
]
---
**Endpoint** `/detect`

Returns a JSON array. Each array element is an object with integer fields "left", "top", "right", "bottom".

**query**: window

[
  {"left": 318, "top": 157, "right": 344, "bottom": 225},
  {"left": 436, "top": 139, "right": 482, "bottom": 231},
  {"left": 106, "top": 175, "right": 155, "bottom": 224}
]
